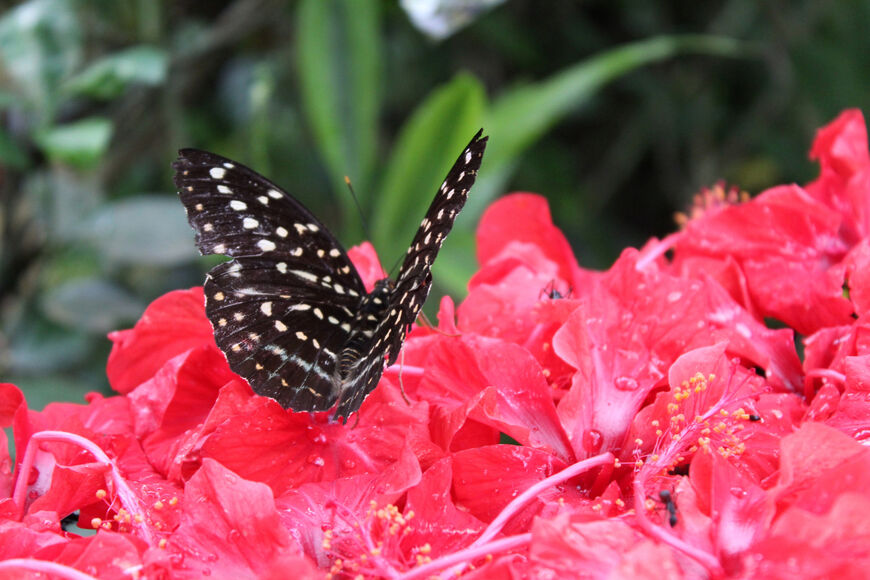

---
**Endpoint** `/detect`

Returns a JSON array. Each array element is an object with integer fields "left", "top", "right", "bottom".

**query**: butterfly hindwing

[{"left": 174, "top": 150, "right": 366, "bottom": 410}]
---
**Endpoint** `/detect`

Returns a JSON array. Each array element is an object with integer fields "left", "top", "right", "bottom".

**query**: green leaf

[
  {"left": 0, "top": 0, "right": 82, "bottom": 118},
  {"left": 372, "top": 73, "right": 486, "bottom": 270},
  {"left": 6, "top": 317, "right": 90, "bottom": 374},
  {"left": 473, "top": 34, "right": 745, "bottom": 213},
  {"left": 89, "top": 195, "right": 196, "bottom": 266},
  {"left": 42, "top": 277, "right": 143, "bottom": 333},
  {"left": 64, "top": 45, "right": 168, "bottom": 100},
  {"left": 296, "top": 0, "right": 380, "bottom": 229},
  {"left": 35, "top": 117, "right": 112, "bottom": 168},
  {"left": 0, "top": 125, "right": 28, "bottom": 169}
]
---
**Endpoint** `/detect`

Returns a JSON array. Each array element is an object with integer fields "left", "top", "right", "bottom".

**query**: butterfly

[{"left": 174, "top": 130, "right": 487, "bottom": 422}]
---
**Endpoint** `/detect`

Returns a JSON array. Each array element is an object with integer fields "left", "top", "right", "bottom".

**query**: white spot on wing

[
  {"left": 260, "top": 302, "right": 273, "bottom": 316},
  {"left": 243, "top": 218, "right": 258, "bottom": 229},
  {"left": 291, "top": 269, "right": 319, "bottom": 283},
  {"left": 258, "top": 239, "right": 276, "bottom": 252},
  {"left": 230, "top": 200, "right": 247, "bottom": 211},
  {"left": 210, "top": 167, "right": 226, "bottom": 179},
  {"left": 217, "top": 185, "right": 232, "bottom": 194},
  {"left": 268, "top": 189, "right": 283, "bottom": 199},
  {"left": 276, "top": 227, "right": 288, "bottom": 237}
]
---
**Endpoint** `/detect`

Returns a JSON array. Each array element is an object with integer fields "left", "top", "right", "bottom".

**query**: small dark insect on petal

[{"left": 659, "top": 490, "right": 678, "bottom": 527}]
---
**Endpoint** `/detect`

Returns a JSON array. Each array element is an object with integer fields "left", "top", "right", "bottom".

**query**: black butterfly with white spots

[{"left": 174, "top": 130, "right": 487, "bottom": 422}]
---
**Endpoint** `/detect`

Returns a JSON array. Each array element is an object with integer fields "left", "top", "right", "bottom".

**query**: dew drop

[
  {"left": 582, "top": 429, "right": 603, "bottom": 454},
  {"left": 614, "top": 376, "right": 639, "bottom": 391},
  {"left": 307, "top": 454, "right": 325, "bottom": 466},
  {"left": 729, "top": 486, "right": 747, "bottom": 499}
]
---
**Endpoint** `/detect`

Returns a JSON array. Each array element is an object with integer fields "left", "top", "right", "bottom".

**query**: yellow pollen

[
  {"left": 96, "top": 489, "right": 107, "bottom": 500},
  {"left": 91, "top": 517, "right": 102, "bottom": 527}
]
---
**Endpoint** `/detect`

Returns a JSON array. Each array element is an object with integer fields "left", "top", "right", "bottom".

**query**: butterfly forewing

[
  {"left": 331, "top": 130, "right": 489, "bottom": 418},
  {"left": 174, "top": 130, "right": 488, "bottom": 422},
  {"left": 174, "top": 150, "right": 366, "bottom": 411},
  {"left": 388, "top": 129, "right": 488, "bottom": 363}
]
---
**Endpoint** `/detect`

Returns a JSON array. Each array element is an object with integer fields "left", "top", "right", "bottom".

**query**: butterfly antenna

[{"left": 345, "top": 175, "right": 388, "bottom": 278}]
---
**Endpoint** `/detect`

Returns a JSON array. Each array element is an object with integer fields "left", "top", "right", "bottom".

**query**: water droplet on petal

[
  {"left": 729, "top": 486, "right": 747, "bottom": 499},
  {"left": 614, "top": 376, "right": 639, "bottom": 391},
  {"left": 582, "top": 429, "right": 603, "bottom": 454}
]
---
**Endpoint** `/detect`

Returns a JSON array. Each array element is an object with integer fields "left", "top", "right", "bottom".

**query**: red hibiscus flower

[{"left": 5, "top": 110, "right": 870, "bottom": 578}]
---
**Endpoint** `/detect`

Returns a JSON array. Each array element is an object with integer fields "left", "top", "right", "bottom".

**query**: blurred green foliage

[{"left": 0, "top": 0, "right": 867, "bottom": 409}]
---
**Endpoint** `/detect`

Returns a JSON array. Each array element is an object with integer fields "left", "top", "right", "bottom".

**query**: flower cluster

[{"left": 3, "top": 110, "right": 870, "bottom": 578}]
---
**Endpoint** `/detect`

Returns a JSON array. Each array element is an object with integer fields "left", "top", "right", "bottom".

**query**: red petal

[
  {"left": 476, "top": 193, "right": 580, "bottom": 282},
  {"left": 451, "top": 446, "right": 579, "bottom": 531},
  {"left": 167, "top": 458, "right": 314, "bottom": 578},
  {"left": 200, "top": 379, "right": 431, "bottom": 496},
  {"left": 419, "top": 335, "right": 572, "bottom": 460},
  {"left": 402, "top": 457, "right": 486, "bottom": 555},
  {"left": 348, "top": 241, "right": 385, "bottom": 292},
  {"left": 107, "top": 288, "right": 214, "bottom": 394},
  {"left": 530, "top": 514, "right": 681, "bottom": 579}
]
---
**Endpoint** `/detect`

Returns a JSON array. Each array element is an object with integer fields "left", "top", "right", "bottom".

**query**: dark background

[{"left": 1, "top": 0, "right": 867, "bottom": 408}]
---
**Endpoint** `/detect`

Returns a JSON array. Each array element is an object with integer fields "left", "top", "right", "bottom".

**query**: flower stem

[
  {"left": 0, "top": 558, "right": 98, "bottom": 580},
  {"left": 472, "top": 452, "right": 614, "bottom": 548},
  {"left": 397, "top": 533, "right": 531, "bottom": 580}
]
